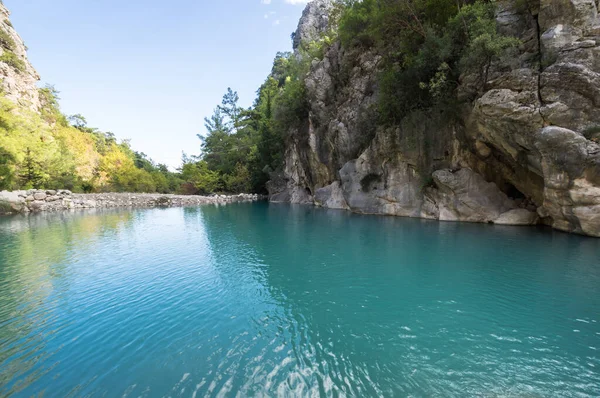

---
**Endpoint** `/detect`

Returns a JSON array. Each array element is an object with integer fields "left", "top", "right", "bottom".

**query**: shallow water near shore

[{"left": 0, "top": 203, "right": 599, "bottom": 397}]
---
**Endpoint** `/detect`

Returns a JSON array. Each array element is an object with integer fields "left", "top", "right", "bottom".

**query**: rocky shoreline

[{"left": 0, "top": 190, "right": 264, "bottom": 215}]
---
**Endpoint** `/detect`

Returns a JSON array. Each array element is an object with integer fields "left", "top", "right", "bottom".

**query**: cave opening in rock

[
  {"left": 305, "top": 187, "right": 313, "bottom": 197},
  {"left": 505, "top": 183, "right": 526, "bottom": 200}
]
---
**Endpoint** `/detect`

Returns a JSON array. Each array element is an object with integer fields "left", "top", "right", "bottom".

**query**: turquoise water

[{"left": 0, "top": 203, "right": 599, "bottom": 397}]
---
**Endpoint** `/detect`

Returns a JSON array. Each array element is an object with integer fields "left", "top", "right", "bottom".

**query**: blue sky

[{"left": 5, "top": 0, "right": 310, "bottom": 168}]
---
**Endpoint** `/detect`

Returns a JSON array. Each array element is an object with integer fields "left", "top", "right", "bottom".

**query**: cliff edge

[{"left": 0, "top": 2, "right": 40, "bottom": 111}]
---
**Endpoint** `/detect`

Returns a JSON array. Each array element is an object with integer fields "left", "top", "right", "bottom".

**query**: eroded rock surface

[
  {"left": 0, "top": 4, "right": 40, "bottom": 111},
  {"left": 495, "top": 209, "right": 540, "bottom": 225},
  {"left": 293, "top": 0, "right": 334, "bottom": 50},
  {"left": 314, "top": 181, "right": 348, "bottom": 210},
  {"left": 267, "top": 0, "right": 600, "bottom": 237},
  {"left": 428, "top": 169, "right": 516, "bottom": 223}
]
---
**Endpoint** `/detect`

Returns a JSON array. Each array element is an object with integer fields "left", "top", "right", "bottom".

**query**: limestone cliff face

[
  {"left": 292, "top": 0, "right": 334, "bottom": 49},
  {"left": 0, "top": 3, "right": 40, "bottom": 111},
  {"left": 268, "top": 0, "right": 600, "bottom": 237}
]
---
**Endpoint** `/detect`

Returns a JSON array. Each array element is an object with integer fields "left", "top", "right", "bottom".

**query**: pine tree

[{"left": 19, "top": 148, "right": 43, "bottom": 189}]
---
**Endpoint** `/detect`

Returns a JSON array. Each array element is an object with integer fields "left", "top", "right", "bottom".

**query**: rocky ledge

[{"left": 0, "top": 190, "right": 264, "bottom": 215}]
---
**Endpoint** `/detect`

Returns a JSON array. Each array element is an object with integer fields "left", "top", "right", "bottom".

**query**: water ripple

[{"left": 0, "top": 205, "right": 599, "bottom": 397}]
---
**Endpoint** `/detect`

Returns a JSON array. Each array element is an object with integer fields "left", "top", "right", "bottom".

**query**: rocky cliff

[
  {"left": 268, "top": 0, "right": 600, "bottom": 237},
  {"left": 0, "top": 3, "right": 40, "bottom": 111}
]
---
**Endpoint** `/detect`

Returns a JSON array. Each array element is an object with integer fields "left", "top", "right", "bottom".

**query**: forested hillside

[
  {"left": 187, "top": 51, "right": 310, "bottom": 194},
  {"left": 0, "top": 87, "right": 186, "bottom": 193},
  {"left": 0, "top": 0, "right": 307, "bottom": 195},
  {"left": 0, "top": 2, "right": 187, "bottom": 194}
]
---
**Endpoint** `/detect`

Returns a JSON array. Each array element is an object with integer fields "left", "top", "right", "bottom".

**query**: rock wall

[
  {"left": 268, "top": 0, "right": 600, "bottom": 237},
  {"left": 0, "top": 190, "right": 263, "bottom": 215},
  {"left": 293, "top": 0, "right": 334, "bottom": 49},
  {"left": 0, "top": 3, "right": 40, "bottom": 111}
]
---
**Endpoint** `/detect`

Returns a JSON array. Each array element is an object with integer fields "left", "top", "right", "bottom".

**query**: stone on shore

[
  {"left": 494, "top": 209, "right": 540, "bottom": 226},
  {"left": 0, "top": 191, "right": 266, "bottom": 214},
  {"left": 33, "top": 192, "right": 47, "bottom": 201}
]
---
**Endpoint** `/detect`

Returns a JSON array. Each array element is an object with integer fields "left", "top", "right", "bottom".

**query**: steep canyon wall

[{"left": 268, "top": 0, "right": 600, "bottom": 237}]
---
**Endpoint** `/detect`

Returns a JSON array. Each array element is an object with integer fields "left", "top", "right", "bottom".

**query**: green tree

[
  {"left": 0, "top": 146, "right": 15, "bottom": 190},
  {"left": 338, "top": 0, "right": 519, "bottom": 124},
  {"left": 19, "top": 148, "right": 43, "bottom": 189},
  {"left": 452, "top": 2, "right": 521, "bottom": 91},
  {"left": 218, "top": 87, "right": 242, "bottom": 132},
  {"left": 68, "top": 114, "right": 88, "bottom": 130},
  {"left": 200, "top": 108, "right": 236, "bottom": 175},
  {"left": 224, "top": 163, "right": 252, "bottom": 193},
  {"left": 180, "top": 160, "right": 221, "bottom": 194}
]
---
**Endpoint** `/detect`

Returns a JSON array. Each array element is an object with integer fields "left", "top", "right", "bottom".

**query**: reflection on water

[
  {"left": 0, "top": 203, "right": 599, "bottom": 397},
  {"left": 0, "top": 209, "right": 135, "bottom": 395}
]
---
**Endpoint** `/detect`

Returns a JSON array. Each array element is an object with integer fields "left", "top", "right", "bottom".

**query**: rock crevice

[{"left": 268, "top": 0, "right": 600, "bottom": 237}]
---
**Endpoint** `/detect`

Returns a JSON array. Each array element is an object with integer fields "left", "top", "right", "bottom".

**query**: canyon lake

[{"left": 0, "top": 202, "right": 599, "bottom": 397}]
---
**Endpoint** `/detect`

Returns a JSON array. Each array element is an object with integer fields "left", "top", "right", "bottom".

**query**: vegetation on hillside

[
  {"left": 337, "top": 0, "right": 519, "bottom": 124},
  {"left": 186, "top": 0, "right": 518, "bottom": 192},
  {"left": 182, "top": 50, "right": 310, "bottom": 195},
  {"left": 0, "top": 0, "right": 518, "bottom": 195},
  {"left": 0, "top": 86, "right": 182, "bottom": 193}
]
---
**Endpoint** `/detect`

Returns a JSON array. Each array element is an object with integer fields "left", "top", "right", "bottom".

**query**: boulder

[
  {"left": 430, "top": 169, "right": 516, "bottom": 223},
  {"left": 314, "top": 182, "right": 349, "bottom": 210},
  {"left": 0, "top": 190, "right": 23, "bottom": 203},
  {"left": 28, "top": 201, "right": 46, "bottom": 212},
  {"left": 33, "top": 192, "right": 47, "bottom": 201},
  {"left": 494, "top": 209, "right": 540, "bottom": 225}
]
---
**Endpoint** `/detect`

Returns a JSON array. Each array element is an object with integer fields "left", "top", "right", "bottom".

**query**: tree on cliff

[
  {"left": 338, "top": 0, "right": 519, "bottom": 123},
  {"left": 68, "top": 114, "right": 88, "bottom": 131}
]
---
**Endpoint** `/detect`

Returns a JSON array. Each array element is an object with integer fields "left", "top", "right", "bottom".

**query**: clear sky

[{"left": 5, "top": 0, "right": 310, "bottom": 168}]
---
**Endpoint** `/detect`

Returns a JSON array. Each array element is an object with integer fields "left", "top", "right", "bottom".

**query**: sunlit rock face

[
  {"left": 0, "top": 4, "right": 40, "bottom": 112},
  {"left": 268, "top": 0, "right": 600, "bottom": 237},
  {"left": 292, "top": 0, "right": 334, "bottom": 51}
]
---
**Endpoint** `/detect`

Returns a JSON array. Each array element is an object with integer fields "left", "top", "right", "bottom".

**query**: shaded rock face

[
  {"left": 269, "top": 0, "right": 600, "bottom": 237},
  {"left": 0, "top": 4, "right": 40, "bottom": 111},
  {"left": 467, "top": 0, "right": 600, "bottom": 235},
  {"left": 427, "top": 169, "right": 516, "bottom": 223}
]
